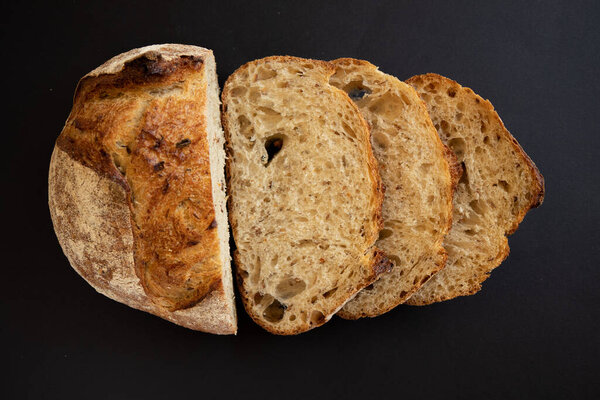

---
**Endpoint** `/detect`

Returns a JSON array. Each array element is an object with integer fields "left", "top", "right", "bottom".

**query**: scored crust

[
  {"left": 222, "top": 56, "right": 390, "bottom": 334},
  {"left": 48, "top": 44, "right": 236, "bottom": 333},
  {"left": 405, "top": 73, "right": 545, "bottom": 305}
]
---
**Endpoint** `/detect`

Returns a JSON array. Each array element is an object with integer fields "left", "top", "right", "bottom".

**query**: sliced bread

[
  {"left": 406, "top": 73, "right": 545, "bottom": 304},
  {"left": 329, "top": 59, "right": 456, "bottom": 318},
  {"left": 222, "top": 56, "right": 390, "bottom": 334}
]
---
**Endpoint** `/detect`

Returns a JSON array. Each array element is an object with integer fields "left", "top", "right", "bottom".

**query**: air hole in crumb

[
  {"left": 378, "top": 229, "right": 393, "bottom": 240},
  {"left": 440, "top": 120, "right": 450, "bottom": 135},
  {"left": 256, "top": 67, "right": 277, "bottom": 81},
  {"left": 420, "top": 163, "right": 433, "bottom": 173},
  {"left": 230, "top": 86, "right": 247, "bottom": 97},
  {"left": 341, "top": 122, "right": 357, "bottom": 140},
  {"left": 372, "top": 131, "right": 390, "bottom": 149},
  {"left": 263, "top": 135, "right": 284, "bottom": 166},
  {"left": 364, "top": 284, "right": 374, "bottom": 291},
  {"left": 483, "top": 136, "right": 490, "bottom": 144},
  {"left": 447, "top": 88, "right": 456, "bottom": 97},
  {"left": 448, "top": 137, "right": 466, "bottom": 159},
  {"left": 323, "top": 287, "right": 338, "bottom": 298},
  {"left": 343, "top": 80, "right": 372, "bottom": 101},
  {"left": 310, "top": 296, "right": 318, "bottom": 304},
  {"left": 480, "top": 121, "right": 487, "bottom": 133},
  {"left": 289, "top": 314, "right": 296, "bottom": 321},
  {"left": 458, "top": 162, "right": 469, "bottom": 186},
  {"left": 498, "top": 180, "right": 510, "bottom": 192},
  {"left": 349, "top": 88, "right": 370, "bottom": 100},
  {"left": 470, "top": 199, "right": 486, "bottom": 215},
  {"left": 388, "top": 255, "right": 401, "bottom": 266},
  {"left": 263, "top": 299, "right": 286, "bottom": 322},
  {"left": 310, "top": 310, "right": 325, "bottom": 325},
  {"left": 275, "top": 277, "right": 306, "bottom": 299},
  {"left": 237, "top": 115, "right": 253, "bottom": 140},
  {"left": 253, "top": 292, "right": 264, "bottom": 304}
]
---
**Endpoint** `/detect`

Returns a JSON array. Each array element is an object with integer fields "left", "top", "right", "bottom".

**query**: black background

[{"left": 3, "top": 1, "right": 599, "bottom": 399}]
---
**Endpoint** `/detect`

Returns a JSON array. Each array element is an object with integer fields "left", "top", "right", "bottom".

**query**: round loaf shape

[{"left": 48, "top": 44, "right": 236, "bottom": 334}]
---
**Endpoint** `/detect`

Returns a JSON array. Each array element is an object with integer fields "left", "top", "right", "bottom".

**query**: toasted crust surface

[
  {"left": 49, "top": 44, "right": 236, "bottom": 333},
  {"left": 222, "top": 56, "right": 388, "bottom": 334},
  {"left": 406, "top": 73, "right": 544, "bottom": 305},
  {"left": 329, "top": 59, "right": 455, "bottom": 319}
]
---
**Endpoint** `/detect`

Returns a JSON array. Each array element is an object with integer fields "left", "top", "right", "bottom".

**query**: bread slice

[
  {"left": 48, "top": 44, "right": 236, "bottom": 334},
  {"left": 329, "top": 59, "right": 456, "bottom": 319},
  {"left": 406, "top": 73, "right": 545, "bottom": 305},
  {"left": 222, "top": 56, "right": 390, "bottom": 334}
]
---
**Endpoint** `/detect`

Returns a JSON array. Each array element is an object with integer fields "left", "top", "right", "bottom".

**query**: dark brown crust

[
  {"left": 49, "top": 45, "right": 236, "bottom": 333},
  {"left": 405, "top": 73, "right": 544, "bottom": 305},
  {"left": 222, "top": 56, "right": 386, "bottom": 334}
]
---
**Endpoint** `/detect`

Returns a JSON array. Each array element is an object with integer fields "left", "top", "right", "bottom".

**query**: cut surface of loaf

[
  {"left": 222, "top": 56, "right": 390, "bottom": 334},
  {"left": 406, "top": 74, "right": 544, "bottom": 305},
  {"left": 329, "top": 59, "right": 456, "bottom": 318},
  {"left": 48, "top": 44, "right": 236, "bottom": 333}
]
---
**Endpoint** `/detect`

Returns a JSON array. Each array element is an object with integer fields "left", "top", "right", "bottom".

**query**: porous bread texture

[
  {"left": 222, "top": 56, "right": 389, "bottom": 334},
  {"left": 49, "top": 44, "right": 236, "bottom": 333},
  {"left": 329, "top": 59, "right": 456, "bottom": 318},
  {"left": 406, "top": 73, "right": 544, "bottom": 304}
]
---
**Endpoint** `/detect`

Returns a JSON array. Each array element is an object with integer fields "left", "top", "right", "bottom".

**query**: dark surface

[{"left": 2, "top": 1, "right": 599, "bottom": 399}]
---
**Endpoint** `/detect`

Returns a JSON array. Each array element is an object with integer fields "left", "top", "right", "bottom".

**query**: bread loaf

[
  {"left": 329, "top": 59, "right": 456, "bottom": 318},
  {"left": 222, "top": 56, "right": 390, "bottom": 334},
  {"left": 48, "top": 44, "right": 236, "bottom": 334},
  {"left": 406, "top": 73, "right": 544, "bottom": 304}
]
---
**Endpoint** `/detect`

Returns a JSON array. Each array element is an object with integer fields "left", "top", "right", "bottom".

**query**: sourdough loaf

[
  {"left": 222, "top": 56, "right": 390, "bottom": 334},
  {"left": 48, "top": 44, "right": 236, "bottom": 334},
  {"left": 406, "top": 73, "right": 544, "bottom": 304},
  {"left": 329, "top": 59, "right": 456, "bottom": 318}
]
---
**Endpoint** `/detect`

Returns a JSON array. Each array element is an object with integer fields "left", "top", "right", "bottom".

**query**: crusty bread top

[
  {"left": 406, "top": 73, "right": 544, "bottom": 304},
  {"left": 222, "top": 56, "right": 389, "bottom": 334},
  {"left": 55, "top": 44, "right": 224, "bottom": 311}
]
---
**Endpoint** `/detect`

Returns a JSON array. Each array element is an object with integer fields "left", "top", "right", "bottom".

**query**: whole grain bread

[
  {"left": 329, "top": 59, "right": 457, "bottom": 318},
  {"left": 406, "top": 73, "right": 544, "bottom": 305},
  {"left": 222, "top": 56, "right": 390, "bottom": 334},
  {"left": 48, "top": 44, "right": 236, "bottom": 334}
]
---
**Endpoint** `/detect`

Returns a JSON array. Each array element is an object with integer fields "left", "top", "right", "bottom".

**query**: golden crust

[
  {"left": 222, "top": 56, "right": 388, "bottom": 334},
  {"left": 49, "top": 44, "right": 236, "bottom": 333}
]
